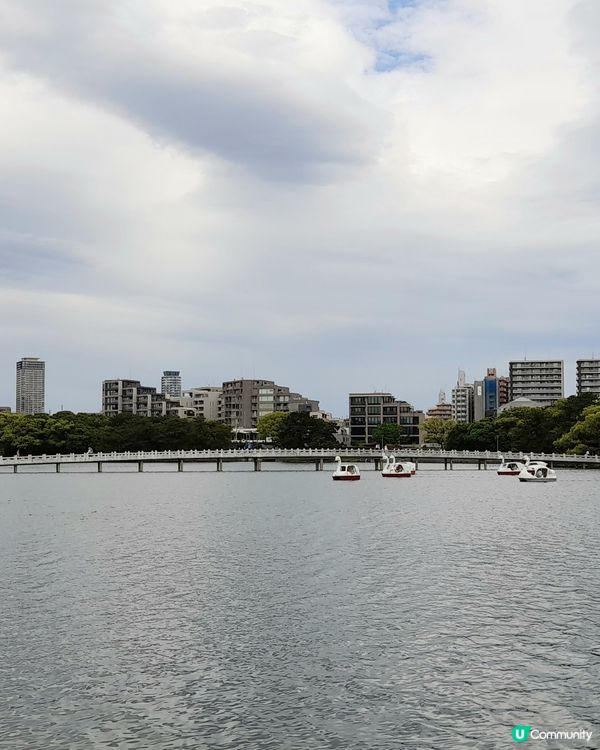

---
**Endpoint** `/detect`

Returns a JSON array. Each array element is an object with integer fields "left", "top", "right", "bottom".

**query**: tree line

[
  {"left": 0, "top": 412, "right": 232, "bottom": 455},
  {"left": 423, "top": 395, "right": 600, "bottom": 454},
  {"left": 256, "top": 411, "right": 339, "bottom": 447}
]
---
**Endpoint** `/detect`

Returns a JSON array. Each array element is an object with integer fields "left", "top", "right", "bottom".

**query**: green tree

[
  {"left": 277, "top": 413, "right": 337, "bottom": 448},
  {"left": 256, "top": 411, "right": 288, "bottom": 444},
  {"left": 554, "top": 405, "right": 600, "bottom": 454},
  {"left": 371, "top": 423, "right": 405, "bottom": 447},
  {"left": 423, "top": 418, "right": 455, "bottom": 449},
  {"left": 547, "top": 394, "right": 599, "bottom": 448},
  {"left": 495, "top": 408, "right": 554, "bottom": 453},
  {"left": 0, "top": 412, "right": 232, "bottom": 456}
]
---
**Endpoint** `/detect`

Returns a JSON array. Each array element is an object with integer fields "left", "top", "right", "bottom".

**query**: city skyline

[
  {"left": 1, "top": 1, "right": 600, "bottom": 418},
  {"left": 0, "top": 354, "right": 597, "bottom": 418}
]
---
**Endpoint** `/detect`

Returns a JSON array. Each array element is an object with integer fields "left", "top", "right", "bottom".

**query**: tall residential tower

[
  {"left": 16, "top": 357, "right": 45, "bottom": 414},
  {"left": 161, "top": 371, "right": 182, "bottom": 398}
]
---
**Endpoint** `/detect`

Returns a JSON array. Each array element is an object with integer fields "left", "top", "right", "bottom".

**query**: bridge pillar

[
  {"left": 484, "top": 460, "right": 487, "bottom": 470},
  {"left": 56, "top": 463, "right": 60, "bottom": 473},
  {"left": 97, "top": 462, "right": 103, "bottom": 473},
  {"left": 478, "top": 460, "right": 481, "bottom": 470},
  {"left": 178, "top": 460, "right": 184, "bottom": 472},
  {"left": 374, "top": 458, "right": 381, "bottom": 471},
  {"left": 138, "top": 461, "right": 144, "bottom": 473},
  {"left": 444, "top": 459, "right": 448, "bottom": 471},
  {"left": 254, "top": 458, "right": 262, "bottom": 471},
  {"left": 315, "top": 459, "right": 324, "bottom": 471},
  {"left": 13, "top": 464, "right": 17, "bottom": 474},
  {"left": 216, "top": 458, "right": 223, "bottom": 472},
  {"left": 450, "top": 460, "right": 453, "bottom": 471}
]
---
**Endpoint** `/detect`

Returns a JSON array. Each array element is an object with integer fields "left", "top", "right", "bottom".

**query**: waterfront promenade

[{"left": 1, "top": 448, "right": 599, "bottom": 473}]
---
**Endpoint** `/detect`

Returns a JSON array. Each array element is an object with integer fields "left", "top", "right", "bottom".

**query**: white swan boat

[
  {"left": 332, "top": 455, "right": 360, "bottom": 481},
  {"left": 497, "top": 455, "right": 529, "bottom": 476},
  {"left": 518, "top": 461, "right": 557, "bottom": 482},
  {"left": 382, "top": 454, "right": 412, "bottom": 478}
]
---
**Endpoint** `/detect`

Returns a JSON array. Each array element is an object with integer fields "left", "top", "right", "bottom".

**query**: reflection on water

[{"left": 1, "top": 470, "right": 599, "bottom": 749}]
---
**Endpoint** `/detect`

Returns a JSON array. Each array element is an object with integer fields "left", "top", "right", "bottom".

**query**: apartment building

[
  {"left": 576, "top": 359, "right": 600, "bottom": 397},
  {"left": 16, "top": 357, "right": 45, "bottom": 414},
  {"left": 348, "top": 392, "right": 424, "bottom": 445},
  {"left": 161, "top": 371, "right": 182, "bottom": 398},
  {"left": 452, "top": 370, "right": 474, "bottom": 423},
  {"left": 102, "top": 379, "right": 168, "bottom": 417},
  {"left": 509, "top": 360, "right": 564, "bottom": 404},
  {"left": 179, "top": 387, "right": 223, "bottom": 420},
  {"left": 220, "top": 379, "right": 293, "bottom": 429}
]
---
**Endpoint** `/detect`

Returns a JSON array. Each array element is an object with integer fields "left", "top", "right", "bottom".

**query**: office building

[
  {"left": 161, "top": 371, "right": 182, "bottom": 398},
  {"left": 102, "top": 379, "right": 168, "bottom": 417},
  {"left": 473, "top": 368, "right": 508, "bottom": 420},
  {"left": 576, "top": 359, "right": 600, "bottom": 397},
  {"left": 452, "top": 370, "right": 474, "bottom": 423},
  {"left": 509, "top": 360, "right": 564, "bottom": 404},
  {"left": 348, "top": 392, "right": 424, "bottom": 444},
  {"left": 16, "top": 357, "right": 45, "bottom": 414}
]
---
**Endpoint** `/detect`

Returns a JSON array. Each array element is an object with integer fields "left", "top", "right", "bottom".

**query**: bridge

[{"left": 1, "top": 448, "right": 599, "bottom": 473}]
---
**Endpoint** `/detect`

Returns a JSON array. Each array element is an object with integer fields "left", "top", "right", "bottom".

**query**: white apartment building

[
  {"left": 576, "top": 359, "right": 600, "bottom": 397},
  {"left": 102, "top": 379, "right": 167, "bottom": 417},
  {"left": 179, "top": 387, "right": 223, "bottom": 420},
  {"left": 16, "top": 357, "right": 45, "bottom": 414},
  {"left": 161, "top": 371, "right": 182, "bottom": 398},
  {"left": 452, "top": 370, "right": 474, "bottom": 423},
  {"left": 509, "top": 360, "right": 564, "bottom": 404}
]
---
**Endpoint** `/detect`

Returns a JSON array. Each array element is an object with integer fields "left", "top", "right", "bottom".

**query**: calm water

[{"left": 1, "top": 467, "right": 599, "bottom": 749}]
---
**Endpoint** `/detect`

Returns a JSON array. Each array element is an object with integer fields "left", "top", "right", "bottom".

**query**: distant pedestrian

[{"left": 87, "top": 446, "right": 93, "bottom": 455}]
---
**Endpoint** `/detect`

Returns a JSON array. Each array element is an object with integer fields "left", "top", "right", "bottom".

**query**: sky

[{"left": 1, "top": 0, "right": 599, "bottom": 416}]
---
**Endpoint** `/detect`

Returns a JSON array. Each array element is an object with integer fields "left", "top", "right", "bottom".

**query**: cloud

[
  {"left": 0, "top": 0, "right": 599, "bottom": 414},
  {"left": 0, "top": 0, "right": 382, "bottom": 181}
]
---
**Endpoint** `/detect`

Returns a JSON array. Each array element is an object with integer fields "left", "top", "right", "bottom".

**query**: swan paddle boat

[
  {"left": 381, "top": 454, "right": 412, "bottom": 478},
  {"left": 497, "top": 455, "right": 529, "bottom": 476},
  {"left": 332, "top": 455, "right": 360, "bottom": 481},
  {"left": 518, "top": 461, "right": 557, "bottom": 482}
]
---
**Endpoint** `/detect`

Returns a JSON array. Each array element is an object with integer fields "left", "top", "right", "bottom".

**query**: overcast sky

[{"left": 1, "top": 0, "right": 599, "bottom": 416}]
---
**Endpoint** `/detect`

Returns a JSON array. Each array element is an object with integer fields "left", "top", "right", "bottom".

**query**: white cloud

[{"left": 0, "top": 0, "right": 599, "bottom": 413}]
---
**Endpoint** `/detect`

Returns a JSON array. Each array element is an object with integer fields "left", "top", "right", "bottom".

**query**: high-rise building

[
  {"left": 576, "top": 359, "right": 600, "bottom": 397},
  {"left": 102, "top": 379, "right": 167, "bottom": 417},
  {"left": 509, "top": 360, "right": 564, "bottom": 404},
  {"left": 161, "top": 371, "right": 182, "bottom": 398},
  {"left": 473, "top": 368, "right": 508, "bottom": 420},
  {"left": 452, "top": 370, "right": 474, "bottom": 423},
  {"left": 348, "top": 392, "right": 424, "bottom": 444},
  {"left": 16, "top": 357, "right": 45, "bottom": 414},
  {"left": 498, "top": 376, "right": 510, "bottom": 407}
]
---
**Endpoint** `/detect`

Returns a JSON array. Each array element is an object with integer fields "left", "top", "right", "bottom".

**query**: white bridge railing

[{"left": 0, "top": 448, "right": 599, "bottom": 465}]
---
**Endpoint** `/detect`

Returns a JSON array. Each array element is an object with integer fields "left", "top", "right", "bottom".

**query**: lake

[{"left": 1, "top": 467, "right": 598, "bottom": 749}]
